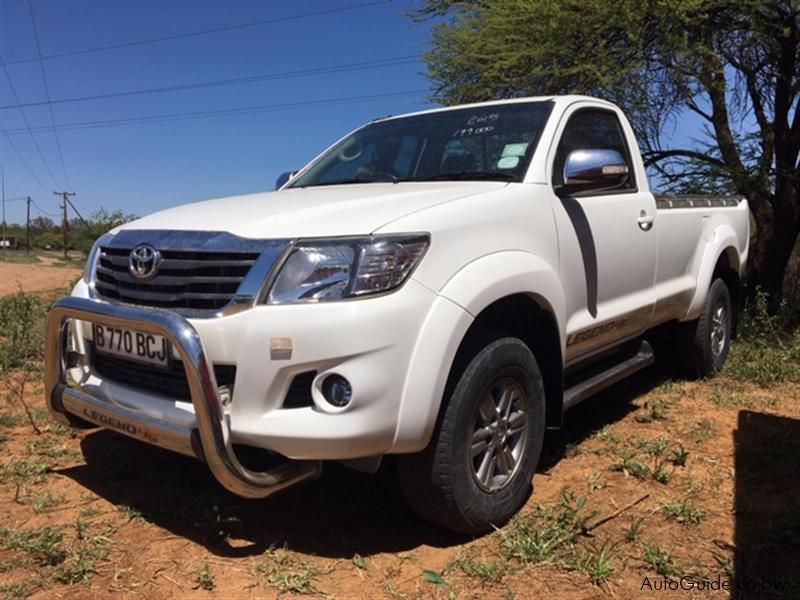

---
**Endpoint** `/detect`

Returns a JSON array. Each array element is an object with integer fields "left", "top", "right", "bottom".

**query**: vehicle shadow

[
  {"left": 733, "top": 410, "right": 800, "bottom": 598},
  {"left": 539, "top": 363, "right": 670, "bottom": 471},
  {"left": 59, "top": 432, "right": 462, "bottom": 559},
  {"left": 57, "top": 364, "right": 669, "bottom": 559}
]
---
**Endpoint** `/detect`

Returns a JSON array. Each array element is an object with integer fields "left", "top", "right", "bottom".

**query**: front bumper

[{"left": 45, "top": 296, "right": 321, "bottom": 499}]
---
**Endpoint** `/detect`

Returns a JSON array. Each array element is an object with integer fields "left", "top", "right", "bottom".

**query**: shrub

[
  {"left": 726, "top": 290, "right": 800, "bottom": 385},
  {"left": 0, "top": 293, "right": 46, "bottom": 370}
]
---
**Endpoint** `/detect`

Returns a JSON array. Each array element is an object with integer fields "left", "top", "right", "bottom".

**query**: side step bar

[{"left": 563, "top": 340, "right": 655, "bottom": 410}]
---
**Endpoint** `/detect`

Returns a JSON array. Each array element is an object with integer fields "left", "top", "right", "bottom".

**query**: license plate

[{"left": 92, "top": 324, "right": 170, "bottom": 369}]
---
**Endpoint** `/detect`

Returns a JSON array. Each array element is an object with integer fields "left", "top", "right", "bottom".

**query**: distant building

[{"left": 0, "top": 236, "right": 19, "bottom": 249}]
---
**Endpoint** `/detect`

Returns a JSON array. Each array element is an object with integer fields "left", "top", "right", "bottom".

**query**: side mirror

[
  {"left": 275, "top": 170, "right": 298, "bottom": 190},
  {"left": 557, "top": 149, "right": 629, "bottom": 197}
]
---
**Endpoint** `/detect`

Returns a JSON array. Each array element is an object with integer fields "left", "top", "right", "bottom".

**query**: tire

[
  {"left": 397, "top": 336, "right": 546, "bottom": 534},
  {"left": 675, "top": 278, "right": 732, "bottom": 378}
]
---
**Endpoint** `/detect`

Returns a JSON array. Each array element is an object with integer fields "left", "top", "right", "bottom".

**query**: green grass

[
  {"left": 635, "top": 396, "right": 671, "bottom": 422},
  {"left": 0, "top": 508, "right": 112, "bottom": 589},
  {"left": 26, "top": 436, "right": 73, "bottom": 460},
  {"left": 689, "top": 419, "right": 714, "bottom": 444},
  {"left": 0, "top": 458, "right": 52, "bottom": 485},
  {"left": 501, "top": 492, "right": 596, "bottom": 564},
  {"left": 0, "top": 576, "right": 47, "bottom": 600},
  {"left": 592, "top": 425, "right": 621, "bottom": 444},
  {"left": 0, "top": 413, "right": 23, "bottom": 429},
  {"left": 663, "top": 498, "right": 707, "bottom": 526},
  {"left": 194, "top": 563, "right": 215, "bottom": 591},
  {"left": 32, "top": 491, "right": 66, "bottom": 513},
  {"left": 652, "top": 462, "right": 672, "bottom": 484},
  {"left": 55, "top": 515, "right": 113, "bottom": 585},
  {"left": 256, "top": 547, "right": 319, "bottom": 594},
  {"left": 51, "top": 256, "right": 87, "bottom": 268},
  {"left": 352, "top": 553, "right": 367, "bottom": 570},
  {"left": 587, "top": 473, "right": 605, "bottom": 491},
  {"left": 56, "top": 545, "right": 106, "bottom": 584},
  {"left": 622, "top": 516, "right": 646, "bottom": 543},
  {"left": 671, "top": 445, "right": 689, "bottom": 466},
  {"left": 635, "top": 381, "right": 684, "bottom": 423},
  {"left": 710, "top": 385, "right": 754, "bottom": 408},
  {"left": 0, "top": 526, "right": 66, "bottom": 567},
  {"left": 0, "top": 251, "right": 39, "bottom": 264},
  {"left": 609, "top": 454, "right": 650, "bottom": 480},
  {"left": 634, "top": 435, "right": 671, "bottom": 458},
  {"left": 726, "top": 291, "right": 800, "bottom": 385},
  {"left": 0, "top": 250, "right": 86, "bottom": 267},
  {"left": 642, "top": 542, "right": 678, "bottom": 576},
  {"left": 454, "top": 551, "right": 509, "bottom": 583},
  {"left": 571, "top": 541, "right": 616, "bottom": 584},
  {"left": 118, "top": 504, "right": 145, "bottom": 523},
  {"left": 606, "top": 434, "right": 687, "bottom": 486}
]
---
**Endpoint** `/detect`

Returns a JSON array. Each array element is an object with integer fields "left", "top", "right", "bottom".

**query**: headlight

[{"left": 266, "top": 234, "right": 429, "bottom": 304}]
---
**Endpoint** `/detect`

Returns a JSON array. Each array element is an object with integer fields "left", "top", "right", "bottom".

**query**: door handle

[{"left": 637, "top": 211, "right": 654, "bottom": 231}]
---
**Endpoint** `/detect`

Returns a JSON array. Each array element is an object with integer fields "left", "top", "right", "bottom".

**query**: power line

[
  {"left": 28, "top": 0, "right": 72, "bottom": 189},
  {"left": 65, "top": 195, "right": 91, "bottom": 231},
  {"left": 2, "top": 1, "right": 389, "bottom": 67},
  {"left": 1, "top": 89, "right": 428, "bottom": 135},
  {"left": 0, "top": 55, "right": 420, "bottom": 111},
  {"left": 0, "top": 122, "right": 53, "bottom": 191},
  {"left": 30, "top": 197, "right": 59, "bottom": 217},
  {"left": 0, "top": 55, "right": 62, "bottom": 188}
]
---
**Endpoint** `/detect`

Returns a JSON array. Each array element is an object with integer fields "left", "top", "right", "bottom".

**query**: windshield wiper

[
  {"left": 403, "top": 171, "right": 517, "bottom": 182},
  {"left": 296, "top": 173, "right": 398, "bottom": 188}
]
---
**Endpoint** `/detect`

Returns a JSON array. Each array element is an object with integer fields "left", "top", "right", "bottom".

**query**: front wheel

[{"left": 397, "top": 337, "right": 545, "bottom": 534}]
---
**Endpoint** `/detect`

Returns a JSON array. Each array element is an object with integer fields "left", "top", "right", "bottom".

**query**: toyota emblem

[{"left": 128, "top": 244, "right": 161, "bottom": 280}]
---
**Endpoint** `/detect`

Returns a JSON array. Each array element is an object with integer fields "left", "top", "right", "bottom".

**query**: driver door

[{"left": 549, "top": 105, "right": 658, "bottom": 361}]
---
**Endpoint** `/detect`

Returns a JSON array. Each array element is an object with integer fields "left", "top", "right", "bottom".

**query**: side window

[{"left": 552, "top": 109, "right": 636, "bottom": 190}]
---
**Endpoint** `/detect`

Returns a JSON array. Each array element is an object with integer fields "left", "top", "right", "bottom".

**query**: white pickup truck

[{"left": 45, "top": 95, "right": 749, "bottom": 533}]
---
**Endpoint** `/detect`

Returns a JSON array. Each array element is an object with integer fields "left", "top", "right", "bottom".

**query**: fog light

[{"left": 321, "top": 375, "right": 352, "bottom": 407}]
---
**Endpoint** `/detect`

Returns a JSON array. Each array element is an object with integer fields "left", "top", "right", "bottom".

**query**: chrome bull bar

[{"left": 45, "top": 296, "right": 321, "bottom": 498}]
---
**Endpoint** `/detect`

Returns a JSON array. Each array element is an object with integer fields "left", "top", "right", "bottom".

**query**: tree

[
  {"left": 30, "top": 216, "right": 55, "bottom": 233},
  {"left": 69, "top": 208, "right": 137, "bottom": 253},
  {"left": 416, "top": 0, "right": 800, "bottom": 303}
]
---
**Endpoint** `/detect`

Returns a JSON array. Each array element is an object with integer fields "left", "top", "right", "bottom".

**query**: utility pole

[
  {"left": 54, "top": 191, "right": 75, "bottom": 259},
  {"left": 26, "top": 196, "right": 31, "bottom": 252}
]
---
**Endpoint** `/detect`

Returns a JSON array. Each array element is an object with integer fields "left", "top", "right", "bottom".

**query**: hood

[{"left": 119, "top": 181, "right": 507, "bottom": 238}]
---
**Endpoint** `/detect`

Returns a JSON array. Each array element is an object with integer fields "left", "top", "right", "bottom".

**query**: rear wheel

[
  {"left": 397, "top": 336, "right": 545, "bottom": 534},
  {"left": 675, "top": 278, "right": 732, "bottom": 378}
]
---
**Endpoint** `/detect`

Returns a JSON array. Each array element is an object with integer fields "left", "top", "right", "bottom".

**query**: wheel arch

[
  {"left": 450, "top": 293, "right": 565, "bottom": 430},
  {"left": 684, "top": 225, "right": 743, "bottom": 321},
  {"left": 713, "top": 245, "right": 742, "bottom": 329},
  {"left": 392, "top": 251, "right": 567, "bottom": 453}
]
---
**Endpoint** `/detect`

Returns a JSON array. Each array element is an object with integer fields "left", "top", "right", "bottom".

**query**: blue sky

[{"left": 0, "top": 0, "right": 432, "bottom": 224}]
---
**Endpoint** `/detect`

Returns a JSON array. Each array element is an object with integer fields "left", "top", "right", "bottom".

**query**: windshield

[{"left": 289, "top": 101, "right": 554, "bottom": 188}]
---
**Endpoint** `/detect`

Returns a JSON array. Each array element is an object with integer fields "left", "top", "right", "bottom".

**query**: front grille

[
  {"left": 94, "top": 247, "right": 260, "bottom": 311},
  {"left": 92, "top": 349, "right": 236, "bottom": 401}
]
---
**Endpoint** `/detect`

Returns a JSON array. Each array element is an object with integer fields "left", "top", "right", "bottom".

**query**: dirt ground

[
  {"left": 0, "top": 256, "right": 82, "bottom": 297},
  {"left": 1, "top": 268, "right": 799, "bottom": 599}
]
